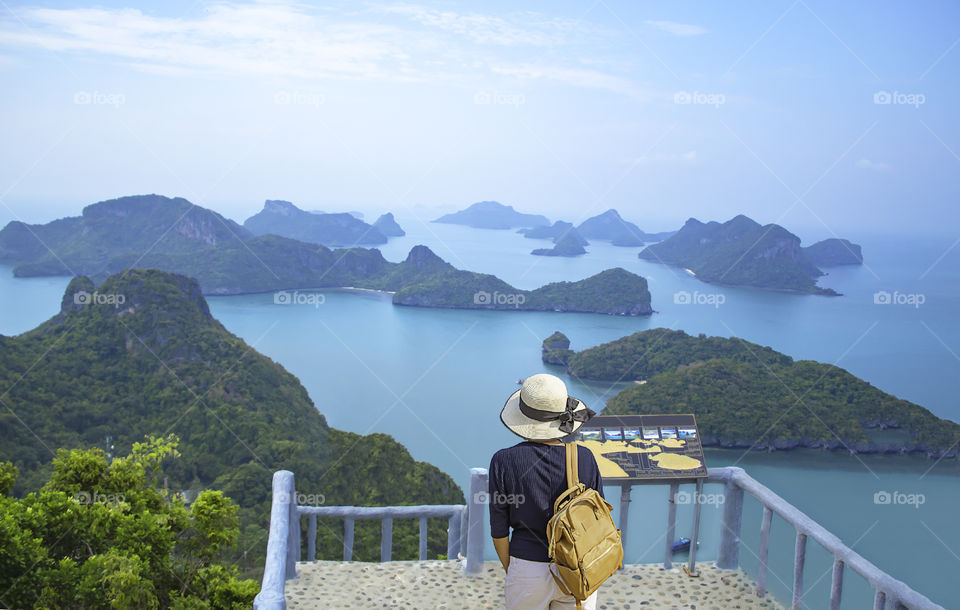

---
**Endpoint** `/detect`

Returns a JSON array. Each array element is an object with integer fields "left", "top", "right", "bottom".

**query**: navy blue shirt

[{"left": 488, "top": 441, "right": 605, "bottom": 562}]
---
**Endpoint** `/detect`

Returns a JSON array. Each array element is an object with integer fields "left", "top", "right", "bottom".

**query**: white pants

[{"left": 504, "top": 556, "right": 599, "bottom": 610}]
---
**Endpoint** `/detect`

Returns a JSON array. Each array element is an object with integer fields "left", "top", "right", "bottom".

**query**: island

[
  {"left": 803, "top": 238, "right": 864, "bottom": 266},
  {"left": 373, "top": 212, "right": 406, "bottom": 237},
  {"left": 541, "top": 330, "right": 575, "bottom": 365},
  {"left": 0, "top": 269, "right": 464, "bottom": 565},
  {"left": 432, "top": 200, "right": 549, "bottom": 229},
  {"left": 577, "top": 209, "right": 675, "bottom": 245},
  {"left": 519, "top": 220, "right": 589, "bottom": 246},
  {"left": 0, "top": 195, "right": 654, "bottom": 316},
  {"left": 638, "top": 215, "right": 842, "bottom": 295},
  {"left": 545, "top": 328, "right": 960, "bottom": 457},
  {"left": 531, "top": 231, "right": 588, "bottom": 257},
  {"left": 243, "top": 199, "right": 388, "bottom": 246}
]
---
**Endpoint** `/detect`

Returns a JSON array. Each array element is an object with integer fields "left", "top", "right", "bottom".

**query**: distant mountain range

[
  {"left": 432, "top": 201, "right": 549, "bottom": 229},
  {"left": 243, "top": 199, "right": 396, "bottom": 246},
  {"left": 0, "top": 269, "right": 464, "bottom": 563},
  {"left": 0, "top": 194, "right": 653, "bottom": 316},
  {"left": 542, "top": 328, "right": 959, "bottom": 456},
  {"left": 575, "top": 209, "right": 675, "bottom": 245},
  {"left": 638, "top": 215, "right": 863, "bottom": 295}
]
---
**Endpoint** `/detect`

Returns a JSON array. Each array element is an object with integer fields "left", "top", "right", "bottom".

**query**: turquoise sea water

[{"left": 1, "top": 222, "right": 958, "bottom": 607}]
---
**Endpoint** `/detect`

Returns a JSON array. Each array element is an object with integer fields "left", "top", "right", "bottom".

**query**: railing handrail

[
  {"left": 255, "top": 466, "right": 943, "bottom": 610},
  {"left": 297, "top": 504, "right": 464, "bottom": 518},
  {"left": 705, "top": 467, "right": 943, "bottom": 610}
]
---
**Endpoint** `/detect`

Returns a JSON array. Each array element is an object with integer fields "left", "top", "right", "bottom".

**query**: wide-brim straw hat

[{"left": 501, "top": 373, "right": 595, "bottom": 441}]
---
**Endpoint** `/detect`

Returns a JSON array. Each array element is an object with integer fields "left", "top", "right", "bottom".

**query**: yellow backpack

[{"left": 546, "top": 442, "right": 624, "bottom": 607}]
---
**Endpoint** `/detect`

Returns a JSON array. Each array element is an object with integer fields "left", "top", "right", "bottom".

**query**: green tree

[{"left": 0, "top": 435, "right": 258, "bottom": 609}]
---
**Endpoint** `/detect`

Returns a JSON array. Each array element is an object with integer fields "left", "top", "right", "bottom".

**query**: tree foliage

[{"left": 0, "top": 436, "right": 259, "bottom": 609}]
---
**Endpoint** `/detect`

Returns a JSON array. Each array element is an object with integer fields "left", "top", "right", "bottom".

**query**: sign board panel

[{"left": 573, "top": 414, "right": 707, "bottom": 481}]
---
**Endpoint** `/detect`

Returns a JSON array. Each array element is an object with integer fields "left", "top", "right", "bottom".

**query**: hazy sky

[{"left": 0, "top": 0, "right": 957, "bottom": 239}]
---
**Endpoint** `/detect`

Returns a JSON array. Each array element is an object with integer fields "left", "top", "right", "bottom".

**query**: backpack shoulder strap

[{"left": 565, "top": 442, "right": 579, "bottom": 489}]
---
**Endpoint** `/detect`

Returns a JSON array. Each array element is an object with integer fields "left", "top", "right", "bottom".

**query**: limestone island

[
  {"left": 541, "top": 328, "right": 960, "bottom": 458},
  {"left": 0, "top": 195, "right": 653, "bottom": 316}
]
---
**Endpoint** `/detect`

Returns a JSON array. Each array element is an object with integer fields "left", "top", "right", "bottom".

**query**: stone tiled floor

[{"left": 285, "top": 560, "right": 786, "bottom": 609}]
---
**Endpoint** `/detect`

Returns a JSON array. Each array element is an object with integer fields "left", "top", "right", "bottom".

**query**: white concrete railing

[{"left": 253, "top": 467, "right": 943, "bottom": 610}]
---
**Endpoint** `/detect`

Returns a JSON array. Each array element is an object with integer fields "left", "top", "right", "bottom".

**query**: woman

[{"left": 488, "top": 373, "right": 604, "bottom": 610}]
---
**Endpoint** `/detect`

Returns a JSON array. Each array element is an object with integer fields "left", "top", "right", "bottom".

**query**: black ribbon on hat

[{"left": 518, "top": 394, "right": 595, "bottom": 433}]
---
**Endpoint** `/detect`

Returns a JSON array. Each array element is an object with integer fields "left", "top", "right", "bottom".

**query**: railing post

[
  {"left": 874, "top": 590, "right": 886, "bottom": 610},
  {"left": 447, "top": 512, "right": 460, "bottom": 558},
  {"left": 716, "top": 477, "right": 744, "bottom": 570},
  {"left": 381, "top": 517, "right": 393, "bottom": 562},
  {"left": 465, "top": 468, "right": 487, "bottom": 575},
  {"left": 287, "top": 477, "right": 299, "bottom": 576},
  {"left": 830, "top": 559, "right": 845, "bottom": 609},
  {"left": 686, "top": 478, "right": 704, "bottom": 576},
  {"left": 459, "top": 504, "right": 469, "bottom": 559},
  {"left": 664, "top": 481, "right": 679, "bottom": 569},
  {"left": 343, "top": 518, "right": 354, "bottom": 561},
  {"left": 757, "top": 506, "right": 773, "bottom": 597},
  {"left": 419, "top": 517, "right": 428, "bottom": 560},
  {"left": 307, "top": 514, "right": 317, "bottom": 561},
  {"left": 793, "top": 532, "right": 807, "bottom": 609},
  {"left": 619, "top": 483, "right": 632, "bottom": 570},
  {"left": 253, "top": 470, "right": 295, "bottom": 610}
]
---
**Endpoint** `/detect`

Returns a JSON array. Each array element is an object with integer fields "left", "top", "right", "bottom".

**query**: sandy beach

[{"left": 285, "top": 560, "right": 785, "bottom": 609}]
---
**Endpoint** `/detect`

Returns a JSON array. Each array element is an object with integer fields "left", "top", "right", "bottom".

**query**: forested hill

[
  {"left": 544, "top": 328, "right": 960, "bottom": 456},
  {"left": 0, "top": 269, "right": 464, "bottom": 564}
]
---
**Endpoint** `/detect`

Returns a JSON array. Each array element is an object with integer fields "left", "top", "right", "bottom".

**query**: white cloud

[
  {"left": 0, "top": 2, "right": 437, "bottom": 81},
  {"left": 644, "top": 20, "right": 707, "bottom": 36},
  {"left": 855, "top": 159, "right": 890, "bottom": 172},
  {"left": 490, "top": 63, "right": 658, "bottom": 101},
  {"left": 0, "top": 1, "right": 645, "bottom": 99},
  {"left": 629, "top": 151, "right": 698, "bottom": 163},
  {"left": 379, "top": 5, "right": 590, "bottom": 46}
]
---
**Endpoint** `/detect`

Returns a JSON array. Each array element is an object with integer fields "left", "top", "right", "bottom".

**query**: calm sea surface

[{"left": 1, "top": 221, "right": 958, "bottom": 607}]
